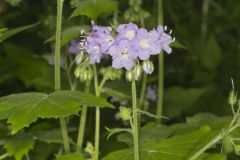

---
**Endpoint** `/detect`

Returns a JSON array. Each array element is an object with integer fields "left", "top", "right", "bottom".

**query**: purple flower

[
  {"left": 156, "top": 25, "right": 174, "bottom": 54},
  {"left": 117, "top": 23, "right": 138, "bottom": 40},
  {"left": 85, "top": 37, "right": 102, "bottom": 64},
  {"left": 133, "top": 28, "right": 160, "bottom": 60},
  {"left": 108, "top": 39, "right": 137, "bottom": 70},
  {"left": 69, "top": 40, "right": 81, "bottom": 54}
]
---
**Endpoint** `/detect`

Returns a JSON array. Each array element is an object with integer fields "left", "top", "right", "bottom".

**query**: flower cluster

[{"left": 70, "top": 22, "right": 175, "bottom": 75}]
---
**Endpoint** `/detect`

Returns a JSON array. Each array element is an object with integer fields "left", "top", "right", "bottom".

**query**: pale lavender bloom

[
  {"left": 156, "top": 25, "right": 174, "bottom": 54},
  {"left": 147, "top": 85, "right": 157, "bottom": 101},
  {"left": 117, "top": 23, "right": 138, "bottom": 40},
  {"left": 85, "top": 37, "right": 102, "bottom": 64},
  {"left": 108, "top": 39, "right": 137, "bottom": 70},
  {"left": 133, "top": 28, "right": 160, "bottom": 60}
]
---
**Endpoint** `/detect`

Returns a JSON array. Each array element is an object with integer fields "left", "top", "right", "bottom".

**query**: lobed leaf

[
  {"left": 0, "top": 22, "right": 39, "bottom": 42},
  {"left": 4, "top": 133, "right": 35, "bottom": 160},
  {"left": 70, "top": 0, "right": 118, "bottom": 20},
  {"left": 0, "top": 91, "right": 114, "bottom": 134}
]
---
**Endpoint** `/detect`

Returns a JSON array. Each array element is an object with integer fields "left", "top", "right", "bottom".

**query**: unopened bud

[
  {"left": 119, "top": 106, "right": 131, "bottom": 121},
  {"left": 85, "top": 141, "right": 94, "bottom": 157},
  {"left": 143, "top": 60, "right": 154, "bottom": 74},
  {"left": 75, "top": 52, "right": 84, "bottom": 65},
  {"left": 133, "top": 65, "right": 142, "bottom": 81},
  {"left": 126, "top": 70, "right": 133, "bottom": 81},
  {"left": 229, "top": 90, "right": 237, "bottom": 106},
  {"left": 74, "top": 66, "right": 81, "bottom": 78}
]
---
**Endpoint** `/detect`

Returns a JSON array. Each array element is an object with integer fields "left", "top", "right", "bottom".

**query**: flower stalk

[
  {"left": 93, "top": 65, "right": 101, "bottom": 160},
  {"left": 156, "top": 0, "right": 164, "bottom": 123},
  {"left": 132, "top": 76, "right": 140, "bottom": 160},
  {"left": 76, "top": 80, "right": 91, "bottom": 152},
  {"left": 55, "top": 0, "right": 70, "bottom": 153}
]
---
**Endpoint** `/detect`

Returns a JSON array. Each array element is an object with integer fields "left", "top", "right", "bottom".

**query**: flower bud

[
  {"left": 133, "top": 64, "right": 142, "bottom": 81},
  {"left": 74, "top": 66, "right": 81, "bottom": 78},
  {"left": 126, "top": 70, "right": 133, "bottom": 81},
  {"left": 79, "top": 71, "right": 88, "bottom": 82},
  {"left": 85, "top": 141, "right": 94, "bottom": 157},
  {"left": 75, "top": 52, "right": 84, "bottom": 65},
  {"left": 100, "top": 67, "right": 123, "bottom": 80},
  {"left": 228, "top": 90, "right": 237, "bottom": 106},
  {"left": 143, "top": 60, "right": 154, "bottom": 74},
  {"left": 119, "top": 106, "right": 131, "bottom": 121}
]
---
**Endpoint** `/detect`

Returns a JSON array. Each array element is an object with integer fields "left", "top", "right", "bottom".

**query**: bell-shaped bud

[
  {"left": 143, "top": 60, "right": 154, "bottom": 74},
  {"left": 100, "top": 67, "right": 123, "bottom": 80},
  {"left": 119, "top": 106, "right": 131, "bottom": 121},
  {"left": 126, "top": 70, "right": 133, "bottom": 82},
  {"left": 75, "top": 52, "right": 84, "bottom": 65},
  {"left": 86, "top": 69, "right": 93, "bottom": 81},
  {"left": 74, "top": 66, "right": 81, "bottom": 78},
  {"left": 79, "top": 71, "right": 88, "bottom": 82},
  {"left": 85, "top": 141, "right": 95, "bottom": 157},
  {"left": 229, "top": 90, "right": 237, "bottom": 106},
  {"left": 133, "top": 64, "right": 142, "bottom": 81}
]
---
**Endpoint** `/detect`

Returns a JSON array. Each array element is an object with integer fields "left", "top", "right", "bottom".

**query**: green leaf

[
  {"left": 33, "top": 129, "right": 63, "bottom": 144},
  {"left": 164, "top": 87, "right": 208, "bottom": 118},
  {"left": 103, "top": 81, "right": 131, "bottom": 101},
  {"left": 70, "top": 0, "right": 118, "bottom": 20},
  {"left": 44, "top": 26, "right": 90, "bottom": 46},
  {"left": 56, "top": 153, "right": 86, "bottom": 160},
  {"left": 103, "top": 126, "right": 225, "bottom": 160},
  {"left": 106, "top": 127, "right": 132, "bottom": 140},
  {"left": 200, "top": 36, "right": 222, "bottom": 71},
  {"left": 171, "top": 40, "right": 187, "bottom": 49},
  {"left": 0, "top": 22, "right": 39, "bottom": 42},
  {"left": 2, "top": 43, "right": 54, "bottom": 91},
  {"left": 4, "top": 133, "right": 35, "bottom": 160},
  {"left": 0, "top": 91, "right": 114, "bottom": 134},
  {"left": 117, "top": 122, "right": 172, "bottom": 146}
]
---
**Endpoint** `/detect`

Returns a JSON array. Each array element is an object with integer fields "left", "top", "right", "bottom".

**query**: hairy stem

[
  {"left": 55, "top": 0, "right": 70, "bottom": 153},
  {"left": 138, "top": 73, "right": 147, "bottom": 123},
  {"left": 189, "top": 124, "right": 240, "bottom": 160},
  {"left": 93, "top": 65, "right": 100, "bottom": 160},
  {"left": 76, "top": 80, "right": 91, "bottom": 152},
  {"left": 132, "top": 78, "right": 140, "bottom": 160},
  {"left": 156, "top": 0, "right": 164, "bottom": 123}
]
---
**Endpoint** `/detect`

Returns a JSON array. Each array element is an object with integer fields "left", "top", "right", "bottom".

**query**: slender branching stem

[
  {"left": 55, "top": 0, "right": 70, "bottom": 154},
  {"left": 76, "top": 80, "right": 91, "bottom": 152},
  {"left": 132, "top": 78, "right": 140, "bottom": 160},
  {"left": 189, "top": 124, "right": 240, "bottom": 160},
  {"left": 156, "top": 0, "right": 164, "bottom": 123},
  {"left": 138, "top": 73, "right": 147, "bottom": 124},
  {"left": 93, "top": 65, "right": 100, "bottom": 160}
]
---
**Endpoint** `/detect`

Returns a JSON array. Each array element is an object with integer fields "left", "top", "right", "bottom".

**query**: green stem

[
  {"left": 93, "top": 65, "right": 100, "bottom": 160},
  {"left": 156, "top": 0, "right": 164, "bottom": 123},
  {"left": 76, "top": 80, "right": 91, "bottom": 152},
  {"left": 55, "top": 0, "right": 70, "bottom": 153},
  {"left": 0, "top": 153, "right": 8, "bottom": 160},
  {"left": 201, "top": 0, "right": 209, "bottom": 49},
  {"left": 138, "top": 73, "right": 147, "bottom": 123},
  {"left": 189, "top": 124, "right": 240, "bottom": 160},
  {"left": 132, "top": 78, "right": 140, "bottom": 160}
]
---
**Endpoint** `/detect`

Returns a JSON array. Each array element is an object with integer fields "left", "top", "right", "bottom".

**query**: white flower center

[
  {"left": 139, "top": 39, "right": 150, "bottom": 49},
  {"left": 125, "top": 30, "right": 136, "bottom": 40},
  {"left": 93, "top": 45, "right": 100, "bottom": 53},
  {"left": 106, "top": 37, "right": 114, "bottom": 45}
]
